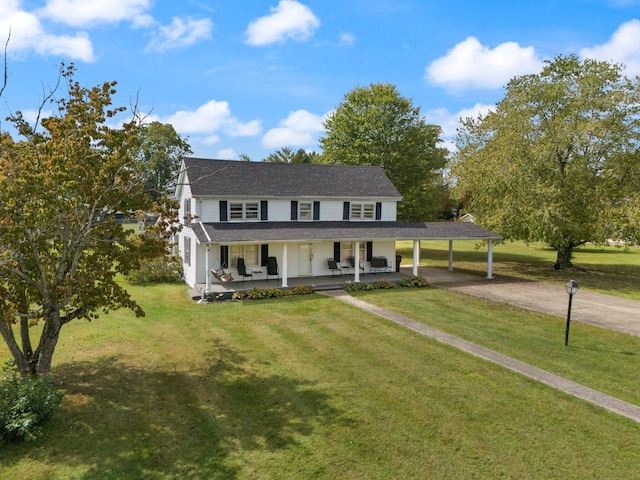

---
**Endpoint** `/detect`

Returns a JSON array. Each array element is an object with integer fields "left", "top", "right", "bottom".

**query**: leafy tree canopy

[
  {"left": 0, "top": 65, "right": 177, "bottom": 376},
  {"left": 319, "top": 82, "right": 447, "bottom": 221},
  {"left": 453, "top": 55, "right": 640, "bottom": 268},
  {"left": 138, "top": 121, "right": 192, "bottom": 202},
  {"left": 262, "top": 146, "right": 320, "bottom": 164}
]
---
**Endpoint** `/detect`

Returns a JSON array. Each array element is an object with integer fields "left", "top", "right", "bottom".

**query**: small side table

[{"left": 252, "top": 270, "right": 264, "bottom": 280}]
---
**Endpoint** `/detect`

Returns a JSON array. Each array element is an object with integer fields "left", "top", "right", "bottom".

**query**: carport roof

[{"left": 190, "top": 221, "right": 502, "bottom": 244}]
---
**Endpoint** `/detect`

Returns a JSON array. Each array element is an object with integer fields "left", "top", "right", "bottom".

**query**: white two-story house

[{"left": 175, "top": 158, "right": 501, "bottom": 289}]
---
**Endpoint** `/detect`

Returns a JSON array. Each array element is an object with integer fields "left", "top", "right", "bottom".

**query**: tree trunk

[
  {"left": 554, "top": 247, "right": 574, "bottom": 270},
  {"left": 32, "top": 312, "right": 62, "bottom": 376}
]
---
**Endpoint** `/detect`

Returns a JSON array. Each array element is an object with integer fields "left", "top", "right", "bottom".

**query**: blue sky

[{"left": 2, "top": 0, "right": 640, "bottom": 160}]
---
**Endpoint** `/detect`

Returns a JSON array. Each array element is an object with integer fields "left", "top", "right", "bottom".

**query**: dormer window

[{"left": 183, "top": 198, "right": 192, "bottom": 224}]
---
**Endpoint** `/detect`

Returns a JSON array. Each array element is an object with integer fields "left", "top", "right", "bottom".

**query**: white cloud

[
  {"left": 262, "top": 109, "right": 325, "bottom": 149},
  {"left": 159, "top": 99, "right": 262, "bottom": 138},
  {"left": 339, "top": 32, "right": 355, "bottom": 47},
  {"left": 580, "top": 19, "right": 640, "bottom": 75},
  {"left": 39, "top": 0, "right": 154, "bottom": 28},
  {"left": 146, "top": 17, "right": 213, "bottom": 52},
  {"left": 424, "top": 103, "right": 494, "bottom": 140},
  {"left": 217, "top": 148, "right": 236, "bottom": 159},
  {"left": 0, "top": 1, "right": 94, "bottom": 61},
  {"left": 426, "top": 36, "right": 542, "bottom": 92},
  {"left": 245, "top": 0, "right": 320, "bottom": 46}
]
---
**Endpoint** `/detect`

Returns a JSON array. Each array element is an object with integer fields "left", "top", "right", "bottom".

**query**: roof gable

[{"left": 182, "top": 158, "right": 402, "bottom": 199}]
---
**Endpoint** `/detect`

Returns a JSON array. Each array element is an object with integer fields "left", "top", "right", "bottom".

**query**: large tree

[
  {"left": 319, "top": 82, "right": 447, "bottom": 221},
  {"left": 138, "top": 121, "right": 192, "bottom": 202},
  {"left": 262, "top": 146, "right": 319, "bottom": 164},
  {"left": 0, "top": 65, "right": 177, "bottom": 377},
  {"left": 453, "top": 55, "right": 640, "bottom": 269}
]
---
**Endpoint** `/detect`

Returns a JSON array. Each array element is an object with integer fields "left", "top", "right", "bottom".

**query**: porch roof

[{"left": 190, "top": 221, "right": 502, "bottom": 244}]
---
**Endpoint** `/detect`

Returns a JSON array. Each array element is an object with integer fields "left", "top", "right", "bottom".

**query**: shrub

[
  {"left": 373, "top": 279, "right": 398, "bottom": 289},
  {"left": 343, "top": 282, "right": 375, "bottom": 292},
  {"left": 397, "top": 275, "right": 429, "bottom": 288},
  {"left": 0, "top": 360, "right": 63, "bottom": 444},
  {"left": 127, "top": 255, "right": 183, "bottom": 284},
  {"left": 231, "top": 285, "right": 314, "bottom": 301}
]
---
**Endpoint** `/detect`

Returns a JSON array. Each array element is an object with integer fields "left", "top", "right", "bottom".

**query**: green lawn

[
  {"left": 397, "top": 240, "right": 640, "bottom": 299},
  {"left": 2, "top": 282, "right": 640, "bottom": 479}
]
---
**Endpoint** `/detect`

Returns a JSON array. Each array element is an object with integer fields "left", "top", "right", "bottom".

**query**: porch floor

[{"left": 189, "top": 270, "right": 410, "bottom": 299}]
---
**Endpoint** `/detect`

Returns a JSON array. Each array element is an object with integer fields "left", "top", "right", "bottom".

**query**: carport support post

[
  {"left": 412, "top": 240, "right": 420, "bottom": 276},
  {"left": 448, "top": 240, "right": 454, "bottom": 272},
  {"left": 487, "top": 239, "right": 494, "bottom": 279},
  {"left": 281, "top": 244, "right": 289, "bottom": 288}
]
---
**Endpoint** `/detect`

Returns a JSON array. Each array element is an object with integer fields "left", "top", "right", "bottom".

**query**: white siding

[
  {"left": 381, "top": 201, "right": 397, "bottom": 221},
  {"left": 179, "top": 228, "right": 198, "bottom": 287},
  {"left": 268, "top": 200, "right": 291, "bottom": 221},
  {"left": 320, "top": 201, "right": 344, "bottom": 221},
  {"left": 198, "top": 199, "right": 219, "bottom": 222}
]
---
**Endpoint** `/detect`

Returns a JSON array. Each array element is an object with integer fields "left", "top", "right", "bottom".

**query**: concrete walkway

[
  {"left": 320, "top": 277, "right": 640, "bottom": 424},
  {"left": 413, "top": 266, "right": 640, "bottom": 337}
]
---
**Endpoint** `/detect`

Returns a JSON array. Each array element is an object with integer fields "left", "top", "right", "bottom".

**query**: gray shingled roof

[
  {"left": 182, "top": 158, "right": 402, "bottom": 199},
  {"left": 190, "top": 221, "right": 502, "bottom": 244}
]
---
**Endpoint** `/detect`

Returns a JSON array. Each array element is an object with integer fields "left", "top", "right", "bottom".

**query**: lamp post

[{"left": 564, "top": 279, "right": 579, "bottom": 346}]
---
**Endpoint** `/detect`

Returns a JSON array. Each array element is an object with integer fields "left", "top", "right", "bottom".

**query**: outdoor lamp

[{"left": 564, "top": 279, "right": 579, "bottom": 346}]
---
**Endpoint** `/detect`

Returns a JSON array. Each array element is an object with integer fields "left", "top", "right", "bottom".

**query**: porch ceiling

[{"left": 190, "top": 221, "right": 502, "bottom": 244}]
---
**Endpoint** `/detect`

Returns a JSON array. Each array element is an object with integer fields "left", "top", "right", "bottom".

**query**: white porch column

[
  {"left": 487, "top": 239, "right": 494, "bottom": 279},
  {"left": 354, "top": 241, "right": 360, "bottom": 282},
  {"left": 448, "top": 240, "right": 454, "bottom": 272},
  {"left": 281, "top": 243, "right": 289, "bottom": 288},
  {"left": 412, "top": 240, "right": 420, "bottom": 276},
  {"left": 205, "top": 245, "right": 211, "bottom": 291}
]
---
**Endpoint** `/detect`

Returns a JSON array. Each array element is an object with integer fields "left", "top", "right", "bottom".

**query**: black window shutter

[
  {"left": 261, "top": 244, "right": 269, "bottom": 266},
  {"left": 375, "top": 202, "right": 382, "bottom": 220},
  {"left": 313, "top": 201, "right": 320, "bottom": 221},
  {"left": 333, "top": 242, "right": 341, "bottom": 261},
  {"left": 220, "top": 245, "right": 229, "bottom": 268},
  {"left": 343, "top": 202, "right": 350, "bottom": 220},
  {"left": 366, "top": 242, "right": 373, "bottom": 261},
  {"left": 291, "top": 201, "right": 298, "bottom": 220},
  {"left": 261, "top": 201, "right": 268, "bottom": 221},
  {"left": 219, "top": 201, "right": 228, "bottom": 222}
]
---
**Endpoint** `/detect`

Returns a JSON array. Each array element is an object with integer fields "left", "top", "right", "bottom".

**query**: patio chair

[
  {"left": 327, "top": 258, "right": 342, "bottom": 277},
  {"left": 266, "top": 256, "right": 279, "bottom": 280},
  {"left": 236, "top": 258, "right": 253, "bottom": 282}
]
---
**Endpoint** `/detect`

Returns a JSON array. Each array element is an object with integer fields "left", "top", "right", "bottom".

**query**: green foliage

[
  {"left": 126, "top": 255, "right": 183, "bottom": 284},
  {"left": 231, "top": 285, "right": 314, "bottom": 301},
  {"left": 0, "top": 360, "right": 63, "bottom": 444},
  {"left": 137, "top": 121, "right": 192, "bottom": 202},
  {"left": 373, "top": 279, "right": 398, "bottom": 289},
  {"left": 319, "top": 82, "right": 448, "bottom": 221},
  {"left": 396, "top": 275, "right": 429, "bottom": 288},
  {"left": 453, "top": 55, "right": 640, "bottom": 269},
  {"left": 0, "top": 64, "right": 177, "bottom": 377},
  {"left": 262, "top": 146, "right": 320, "bottom": 164},
  {"left": 343, "top": 282, "right": 375, "bottom": 292}
]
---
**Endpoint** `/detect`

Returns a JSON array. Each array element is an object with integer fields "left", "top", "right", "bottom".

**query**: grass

[
  {"left": 396, "top": 240, "right": 640, "bottom": 299},
  {"left": 2, "top": 281, "right": 640, "bottom": 479}
]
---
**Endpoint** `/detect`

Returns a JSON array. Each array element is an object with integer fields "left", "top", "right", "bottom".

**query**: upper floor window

[
  {"left": 351, "top": 203, "right": 375, "bottom": 220},
  {"left": 299, "top": 202, "right": 313, "bottom": 221},
  {"left": 183, "top": 198, "right": 192, "bottom": 224},
  {"left": 229, "top": 202, "right": 260, "bottom": 221}
]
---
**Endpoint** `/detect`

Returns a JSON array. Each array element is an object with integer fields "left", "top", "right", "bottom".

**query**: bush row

[
  {"left": 343, "top": 275, "right": 429, "bottom": 292},
  {"left": 230, "top": 285, "right": 315, "bottom": 301}
]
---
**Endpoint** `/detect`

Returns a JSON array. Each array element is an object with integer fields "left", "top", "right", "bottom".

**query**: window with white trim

[
  {"left": 183, "top": 236, "right": 191, "bottom": 266},
  {"left": 341, "top": 242, "right": 365, "bottom": 264},
  {"left": 350, "top": 203, "right": 375, "bottom": 220},
  {"left": 183, "top": 198, "right": 192, "bottom": 224},
  {"left": 229, "top": 244, "right": 260, "bottom": 267},
  {"left": 299, "top": 202, "right": 313, "bottom": 221},
  {"left": 229, "top": 202, "right": 260, "bottom": 221}
]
